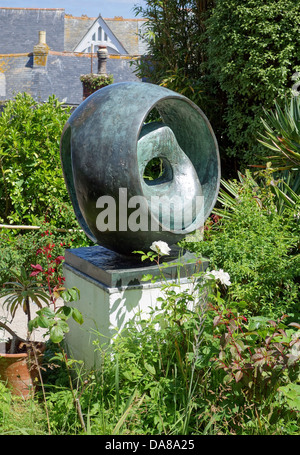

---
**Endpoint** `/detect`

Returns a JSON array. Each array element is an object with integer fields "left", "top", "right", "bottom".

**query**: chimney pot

[
  {"left": 39, "top": 31, "right": 46, "bottom": 45},
  {"left": 97, "top": 46, "right": 108, "bottom": 75}
]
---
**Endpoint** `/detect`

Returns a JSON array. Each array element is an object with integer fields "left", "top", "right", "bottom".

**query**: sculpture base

[{"left": 63, "top": 245, "right": 208, "bottom": 369}]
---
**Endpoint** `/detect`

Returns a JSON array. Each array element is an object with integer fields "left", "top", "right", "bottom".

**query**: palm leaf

[
  {"left": 259, "top": 96, "right": 300, "bottom": 169},
  {"left": 0, "top": 267, "right": 50, "bottom": 322}
]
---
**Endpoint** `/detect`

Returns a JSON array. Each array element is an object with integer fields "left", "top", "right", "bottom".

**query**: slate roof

[{"left": 0, "top": 8, "right": 145, "bottom": 105}]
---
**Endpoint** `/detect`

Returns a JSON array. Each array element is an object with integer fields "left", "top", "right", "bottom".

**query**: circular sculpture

[{"left": 60, "top": 82, "right": 220, "bottom": 256}]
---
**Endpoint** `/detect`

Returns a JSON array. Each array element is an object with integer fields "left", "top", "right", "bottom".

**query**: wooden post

[{"left": 91, "top": 43, "right": 93, "bottom": 73}]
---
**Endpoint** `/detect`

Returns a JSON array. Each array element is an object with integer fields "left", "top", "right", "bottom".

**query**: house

[{"left": 0, "top": 7, "right": 148, "bottom": 105}]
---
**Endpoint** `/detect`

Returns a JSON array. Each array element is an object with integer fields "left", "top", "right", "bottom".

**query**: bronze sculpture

[{"left": 60, "top": 82, "right": 220, "bottom": 256}]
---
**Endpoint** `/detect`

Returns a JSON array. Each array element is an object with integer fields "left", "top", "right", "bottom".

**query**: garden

[{"left": 0, "top": 0, "right": 299, "bottom": 435}]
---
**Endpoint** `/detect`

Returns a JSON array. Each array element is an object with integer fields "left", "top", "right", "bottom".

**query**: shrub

[
  {"left": 134, "top": 1, "right": 300, "bottom": 174},
  {"left": 205, "top": 0, "right": 300, "bottom": 167},
  {"left": 188, "top": 173, "right": 300, "bottom": 317},
  {"left": 0, "top": 223, "right": 92, "bottom": 286},
  {"left": 65, "top": 268, "right": 300, "bottom": 435},
  {"left": 0, "top": 93, "right": 73, "bottom": 227},
  {"left": 259, "top": 94, "right": 300, "bottom": 170},
  {"left": 79, "top": 74, "right": 114, "bottom": 91}
]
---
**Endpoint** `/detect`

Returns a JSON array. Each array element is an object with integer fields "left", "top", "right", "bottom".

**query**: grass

[
  {"left": 1, "top": 312, "right": 299, "bottom": 436},
  {"left": 0, "top": 392, "right": 47, "bottom": 435}
]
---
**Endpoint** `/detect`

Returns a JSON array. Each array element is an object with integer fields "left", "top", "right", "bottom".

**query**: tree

[
  {"left": 135, "top": 0, "right": 300, "bottom": 174},
  {"left": 134, "top": 0, "right": 214, "bottom": 106}
]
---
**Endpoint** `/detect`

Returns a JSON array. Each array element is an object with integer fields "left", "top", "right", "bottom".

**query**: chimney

[
  {"left": 33, "top": 31, "right": 50, "bottom": 68},
  {"left": 38, "top": 31, "right": 47, "bottom": 45},
  {"left": 97, "top": 46, "right": 108, "bottom": 75}
]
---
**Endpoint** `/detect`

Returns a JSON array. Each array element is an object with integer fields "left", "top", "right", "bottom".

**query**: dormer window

[{"left": 74, "top": 16, "right": 128, "bottom": 55}]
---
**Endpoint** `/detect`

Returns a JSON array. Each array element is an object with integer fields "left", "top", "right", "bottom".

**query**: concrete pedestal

[{"left": 63, "top": 245, "right": 208, "bottom": 370}]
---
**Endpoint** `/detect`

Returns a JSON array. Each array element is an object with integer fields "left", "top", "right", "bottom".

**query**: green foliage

[
  {"left": 29, "top": 290, "right": 83, "bottom": 344},
  {"left": 210, "top": 308, "right": 300, "bottom": 398},
  {"left": 0, "top": 266, "right": 299, "bottom": 434},
  {"left": 0, "top": 93, "right": 74, "bottom": 227},
  {"left": 259, "top": 95, "right": 300, "bottom": 170},
  {"left": 188, "top": 173, "right": 300, "bottom": 317},
  {"left": 134, "top": 0, "right": 213, "bottom": 107},
  {"left": 135, "top": 0, "right": 300, "bottom": 171},
  {"left": 50, "top": 274, "right": 299, "bottom": 435},
  {"left": 199, "top": 302, "right": 300, "bottom": 433},
  {"left": 205, "top": 0, "right": 300, "bottom": 166},
  {"left": 0, "top": 223, "right": 92, "bottom": 287},
  {"left": 214, "top": 167, "right": 300, "bottom": 218},
  {"left": 79, "top": 74, "right": 114, "bottom": 91},
  {"left": 143, "top": 157, "right": 164, "bottom": 181},
  {"left": 0, "top": 267, "right": 50, "bottom": 324},
  {"left": 278, "top": 383, "right": 300, "bottom": 412},
  {"left": 0, "top": 384, "right": 47, "bottom": 435}
]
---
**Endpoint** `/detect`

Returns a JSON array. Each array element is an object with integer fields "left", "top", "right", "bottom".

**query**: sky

[{"left": 0, "top": 0, "right": 147, "bottom": 18}]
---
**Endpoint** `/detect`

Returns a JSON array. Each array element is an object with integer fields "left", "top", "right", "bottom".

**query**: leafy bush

[
  {"left": 0, "top": 92, "right": 94, "bottom": 285},
  {"left": 43, "top": 269, "right": 299, "bottom": 435},
  {"left": 209, "top": 306, "right": 300, "bottom": 401},
  {"left": 0, "top": 223, "right": 92, "bottom": 286},
  {"left": 79, "top": 74, "right": 114, "bottom": 91},
  {"left": 200, "top": 301, "right": 300, "bottom": 433},
  {"left": 1, "top": 258, "right": 299, "bottom": 434},
  {"left": 0, "top": 93, "right": 73, "bottom": 227},
  {"left": 205, "top": 0, "right": 300, "bottom": 166},
  {"left": 135, "top": 1, "right": 300, "bottom": 172},
  {"left": 188, "top": 173, "right": 300, "bottom": 317}
]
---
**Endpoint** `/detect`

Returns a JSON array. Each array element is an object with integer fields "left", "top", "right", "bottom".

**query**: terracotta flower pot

[
  {"left": 0, "top": 342, "right": 44, "bottom": 399},
  {"left": 82, "top": 83, "right": 94, "bottom": 100},
  {"left": 82, "top": 82, "right": 107, "bottom": 100}
]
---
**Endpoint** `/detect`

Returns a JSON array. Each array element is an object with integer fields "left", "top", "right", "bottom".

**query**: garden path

[{"left": 0, "top": 297, "right": 63, "bottom": 343}]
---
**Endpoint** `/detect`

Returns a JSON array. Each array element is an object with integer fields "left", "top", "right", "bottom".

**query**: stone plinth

[{"left": 63, "top": 245, "right": 208, "bottom": 370}]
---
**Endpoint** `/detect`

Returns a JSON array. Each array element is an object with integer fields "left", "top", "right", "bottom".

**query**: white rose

[
  {"left": 204, "top": 269, "right": 231, "bottom": 286},
  {"left": 150, "top": 241, "right": 171, "bottom": 256}
]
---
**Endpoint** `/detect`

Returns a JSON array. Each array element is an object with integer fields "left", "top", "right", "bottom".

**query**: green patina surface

[{"left": 60, "top": 82, "right": 220, "bottom": 256}]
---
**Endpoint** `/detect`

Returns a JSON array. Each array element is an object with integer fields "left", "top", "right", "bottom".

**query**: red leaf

[
  {"left": 30, "top": 271, "right": 40, "bottom": 276},
  {"left": 55, "top": 256, "right": 65, "bottom": 265},
  {"left": 31, "top": 264, "right": 43, "bottom": 271},
  {"left": 30, "top": 264, "right": 44, "bottom": 275},
  {"left": 289, "top": 323, "right": 300, "bottom": 329}
]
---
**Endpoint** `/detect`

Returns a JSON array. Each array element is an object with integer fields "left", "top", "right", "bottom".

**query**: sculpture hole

[
  {"left": 144, "top": 108, "right": 162, "bottom": 124},
  {"left": 143, "top": 157, "right": 173, "bottom": 186}
]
